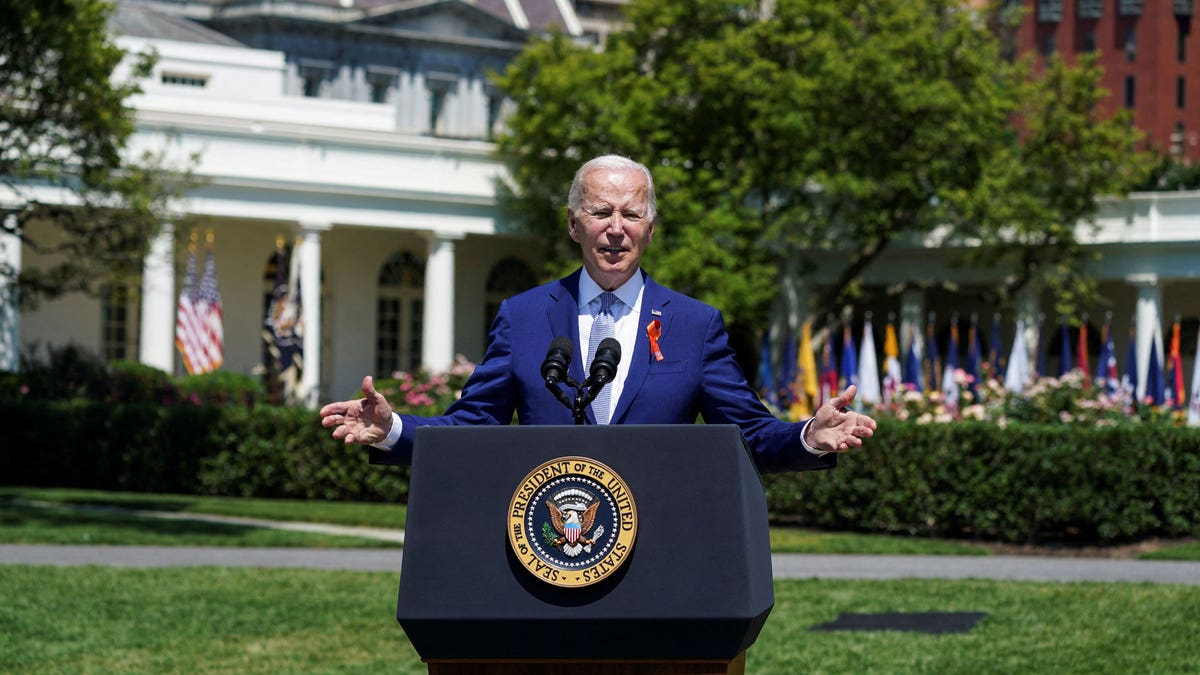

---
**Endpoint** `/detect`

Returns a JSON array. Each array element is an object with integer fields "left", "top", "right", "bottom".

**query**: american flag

[{"left": 175, "top": 238, "right": 224, "bottom": 374}]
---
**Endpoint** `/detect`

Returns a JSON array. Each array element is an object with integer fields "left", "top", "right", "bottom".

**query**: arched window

[
  {"left": 484, "top": 258, "right": 537, "bottom": 343},
  {"left": 377, "top": 251, "right": 425, "bottom": 376},
  {"left": 100, "top": 283, "right": 137, "bottom": 362}
]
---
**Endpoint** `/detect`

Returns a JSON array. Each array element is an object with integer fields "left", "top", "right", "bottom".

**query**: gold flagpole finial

[
  {"left": 275, "top": 234, "right": 285, "bottom": 250},
  {"left": 206, "top": 229, "right": 215, "bottom": 245}
]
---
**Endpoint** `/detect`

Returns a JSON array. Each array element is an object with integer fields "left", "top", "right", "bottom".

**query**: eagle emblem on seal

[{"left": 542, "top": 488, "right": 606, "bottom": 557}]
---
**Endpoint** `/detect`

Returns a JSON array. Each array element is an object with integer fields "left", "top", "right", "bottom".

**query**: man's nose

[{"left": 604, "top": 215, "right": 625, "bottom": 235}]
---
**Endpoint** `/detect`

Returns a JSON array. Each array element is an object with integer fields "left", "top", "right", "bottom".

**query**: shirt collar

[{"left": 578, "top": 269, "right": 643, "bottom": 312}]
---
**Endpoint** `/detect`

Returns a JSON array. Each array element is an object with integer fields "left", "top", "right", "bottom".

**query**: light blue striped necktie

[{"left": 588, "top": 292, "right": 618, "bottom": 424}]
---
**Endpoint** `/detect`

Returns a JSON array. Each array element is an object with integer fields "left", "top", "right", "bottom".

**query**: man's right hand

[{"left": 319, "top": 375, "right": 395, "bottom": 445}]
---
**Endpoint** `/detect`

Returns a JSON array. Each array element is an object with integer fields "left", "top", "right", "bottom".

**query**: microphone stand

[{"left": 544, "top": 374, "right": 589, "bottom": 425}]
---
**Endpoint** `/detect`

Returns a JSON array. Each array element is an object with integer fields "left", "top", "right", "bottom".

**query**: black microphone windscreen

[{"left": 597, "top": 337, "right": 621, "bottom": 363}]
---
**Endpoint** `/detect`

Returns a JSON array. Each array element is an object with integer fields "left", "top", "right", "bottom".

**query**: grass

[
  {"left": 1141, "top": 541, "right": 1200, "bottom": 561},
  {"left": 3, "top": 487, "right": 1197, "bottom": 560},
  {"left": 1, "top": 566, "right": 1197, "bottom": 674},
  {"left": 0, "top": 500, "right": 400, "bottom": 548},
  {"left": 0, "top": 487, "right": 408, "bottom": 529}
]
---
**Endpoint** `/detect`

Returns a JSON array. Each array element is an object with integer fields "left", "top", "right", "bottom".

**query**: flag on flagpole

[
  {"left": 988, "top": 314, "right": 1005, "bottom": 378},
  {"left": 1146, "top": 329, "right": 1164, "bottom": 406},
  {"left": 1004, "top": 319, "right": 1031, "bottom": 394},
  {"left": 265, "top": 242, "right": 303, "bottom": 402},
  {"left": 903, "top": 325, "right": 923, "bottom": 392},
  {"left": 1095, "top": 316, "right": 1117, "bottom": 394},
  {"left": 1035, "top": 316, "right": 1048, "bottom": 378},
  {"left": 779, "top": 332, "right": 797, "bottom": 408},
  {"left": 1058, "top": 318, "right": 1074, "bottom": 376},
  {"left": 942, "top": 318, "right": 960, "bottom": 407},
  {"left": 965, "top": 316, "right": 981, "bottom": 398},
  {"left": 819, "top": 328, "right": 839, "bottom": 406},
  {"left": 1121, "top": 325, "right": 1137, "bottom": 408},
  {"left": 858, "top": 318, "right": 881, "bottom": 406},
  {"left": 175, "top": 240, "right": 201, "bottom": 373},
  {"left": 840, "top": 322, "right": 859, "bottom": 394},
  {"left": 1166, "top": 318, "right": 1185, "bottom": 411},
  {"left": 758, "top": 331, "right": 777, "bottom": 408},
  {"left": 1188, "top": 328, "right": 1200, "bottom": 426},
  {"left": 883, "top": 321, "right": 903, "bottom": 404},
  {"left": 790, "top": 320, "right": 818, "bottom": 420},
  {"left": 924, "top": 315, "right": 940, "bottom": 394},
  {"left": 1077, "top": 319, "right": 1090, "bottom": 388},
  {"left": 175, "top": 233, "right": 224, "bottom": 375},
  {"left": 196, "top": 239, "right": 224, "bottom": 371}
]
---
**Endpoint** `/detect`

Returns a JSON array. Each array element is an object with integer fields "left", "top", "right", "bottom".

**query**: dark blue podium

[{"left": 371, "top": 425, "right": 773, "bottom": 674}]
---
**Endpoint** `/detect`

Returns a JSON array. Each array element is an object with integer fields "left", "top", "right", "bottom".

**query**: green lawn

[
  {"left": 0, "top": 500, "right": 400, "bottom": 548},
  {"left": 1, "top": 566, "right": 1197, "bottom": 674},
  {"left": 0, "top": 487, "right": 408, "bottom": 529},
  {"left": 3, "top": 487, "right": 1197, "bottom": 560}
]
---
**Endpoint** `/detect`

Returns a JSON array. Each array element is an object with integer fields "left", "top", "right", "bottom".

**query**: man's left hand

[{"left": 807, "top": 385, "right": 877, "bottom": 453}]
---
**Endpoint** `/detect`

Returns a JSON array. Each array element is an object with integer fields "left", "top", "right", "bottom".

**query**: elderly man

[{"left": 321, "top": 154, "right": 876, "bottom": 472}]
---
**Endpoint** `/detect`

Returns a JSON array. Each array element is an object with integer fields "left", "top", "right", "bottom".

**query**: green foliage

[
  {"left": 370, "top": 354, "right": 476, "bottom": 416},
  {"left": 0, "top": 0, "right": 194, "bottom": 308},
  {"left": 495, "top": 0, "right": 1154, "bottom": 329},
  {"left": 0, "top": 399, "right": 409, "bottom": 502},
  {"left": 177, "top": 370, "right": 266, "bottom": 406},
  {"left": 763, "top": 420, "right": 1200, "bottom": 544}
]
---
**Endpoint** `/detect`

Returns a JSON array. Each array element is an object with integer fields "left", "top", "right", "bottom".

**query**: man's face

[{"left": 568, "top": 167, "right": 654, "bottom": 291}]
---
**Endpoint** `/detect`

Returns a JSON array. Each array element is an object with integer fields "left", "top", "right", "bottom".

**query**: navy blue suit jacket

[{"left": 389, "top": 269, "right": 836, "bottom": 474}]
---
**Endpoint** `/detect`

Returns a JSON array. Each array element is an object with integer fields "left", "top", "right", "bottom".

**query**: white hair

[{"left": 567, "top": 154, "right": 657, "bottom": 221}]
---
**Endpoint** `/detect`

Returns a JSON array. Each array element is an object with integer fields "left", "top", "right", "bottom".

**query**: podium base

[{"left": 425, "top": 651, "right": 746, "bottom": 675}]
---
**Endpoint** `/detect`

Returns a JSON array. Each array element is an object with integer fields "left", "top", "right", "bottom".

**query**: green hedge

[
  {"left": 3, "top": 400, "right": 1198, "bottom": 544},
  {"left": 763, "top": 420, "right": 1200, "bottom": 544},
  {"left": 0, "top": 401, "right": 408, "bottom": 502}
]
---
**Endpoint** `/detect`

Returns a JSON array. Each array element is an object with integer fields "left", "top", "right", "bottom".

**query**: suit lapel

[
  {"left": 612, "top": 273, "right": 672, "bottom": 424},
  {"left": 546, "top": 270, "right": 587, "bottom": 393}
]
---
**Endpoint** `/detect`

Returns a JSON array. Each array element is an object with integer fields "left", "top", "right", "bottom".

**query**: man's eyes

[{"left": 589, "top": 210, "right": 642, "bottom": 221}]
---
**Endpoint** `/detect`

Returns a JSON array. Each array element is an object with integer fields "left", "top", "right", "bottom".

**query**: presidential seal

[{"left": 507, "top": 456, "right": 638, "bottom": 588}]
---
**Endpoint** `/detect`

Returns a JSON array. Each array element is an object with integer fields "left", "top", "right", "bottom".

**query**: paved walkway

[
  {"left": 5, "top": 503, "right": 1198, "bottom": 584},
  {"left": 2, "top": 545, "right": 1198, "bottom": 585}
]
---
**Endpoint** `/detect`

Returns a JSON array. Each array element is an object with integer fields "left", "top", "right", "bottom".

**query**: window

[
  {"left": 1124, "top": 75, "right": 1136, "bottom": 108},
  {"left": 1082, "top": 30, "right": 1097, "bottom": 53},
  {"left": 484, "top": 258, "right": 537, "bottom": 345},
  {"left": 376, "top": 251, "right": 425, "bottom": 376},
  {"left": 366, "top": 67, "right": 397, "bottom": 104},
  {"left": 297, "top": 61, "right": 332, "bottom": 98},
  {"left": 426, "top": 72, "right": 457, "bottom": 136},
  {"left": 1178, "top": 77, "right": 1187, "bottom": 109},
  {"left": 1125, "top": 26, "right": 1138, "bottom": 62},
  {"left": 486, "top": 94, "right": 504, "bottom": 140},
  {"left": 1042, "top": 32, "right": 1057, "bottom": 57},
  {"left": 161, "top": 72, "right": 208, "bottom": 88},
  {"left": 1179, "top": 18, "right": 1191, "bottom": 62},
  {"left": 101, "top": 284, "right": 137, "bottom": 362}
]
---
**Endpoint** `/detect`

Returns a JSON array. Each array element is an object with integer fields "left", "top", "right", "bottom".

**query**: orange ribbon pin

[{"left": 646, "top": 319, "right": 664, "bottom": 361}]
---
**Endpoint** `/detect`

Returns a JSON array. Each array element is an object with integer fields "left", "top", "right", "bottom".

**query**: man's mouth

[{"left": 600, "top": 246, "right": 626, "bottom": 254}]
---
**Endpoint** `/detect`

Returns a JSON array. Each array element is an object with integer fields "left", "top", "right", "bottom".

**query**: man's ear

[{"left": 567, "top": 210, "right": 580, "bottom": 242}]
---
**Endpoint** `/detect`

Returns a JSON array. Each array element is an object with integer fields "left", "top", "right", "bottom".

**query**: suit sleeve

[
  {"left": 697, "top": 309, "right": 837, "bottom": 474},
  {"left": 385, "top": 299, "right": 519, "bottom": 461}
]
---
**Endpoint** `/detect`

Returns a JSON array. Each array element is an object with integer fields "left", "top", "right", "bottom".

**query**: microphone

[
  {"left": 583, "top": 337, "right": 622, "bottom": 390},
  {"left": 541, "top": 336, "right": 574, "bottom": 386}
]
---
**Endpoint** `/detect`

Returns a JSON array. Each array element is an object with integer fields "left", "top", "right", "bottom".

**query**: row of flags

[
  {"left": 175, "top": 234, "right": 306, "bottom": 404},
  {"left": 759, "top": 313, "right": 1200, "bottom": 426}
]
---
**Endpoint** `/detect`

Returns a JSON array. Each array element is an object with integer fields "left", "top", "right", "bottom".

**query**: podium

[{"left": 371, "top": 425, "right": 774, "bottom": 674}]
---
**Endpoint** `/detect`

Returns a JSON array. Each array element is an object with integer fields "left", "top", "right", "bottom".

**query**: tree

[
  {"left": 493, "top": 0, "right": 1152, "bottom": 336},
  {"left": 1, "top": 0, "right": 190, "bottom": 310}
]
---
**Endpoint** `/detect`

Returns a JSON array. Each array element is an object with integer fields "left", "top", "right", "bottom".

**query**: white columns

[
  {"left": 1129, "top": 273, "right": 1162, "bottom": 401},
  {"left": 139, "top": 224, "right": 176, "bottom": 374},
  {"left": 0, "top": 214, "right": 20, "bottom": 372},
  {"left": 298, "top": 224, "right": 326, "bottom": 407},
  {"left": 422, "top": 233, "right": 460, "bottom": 372}
]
